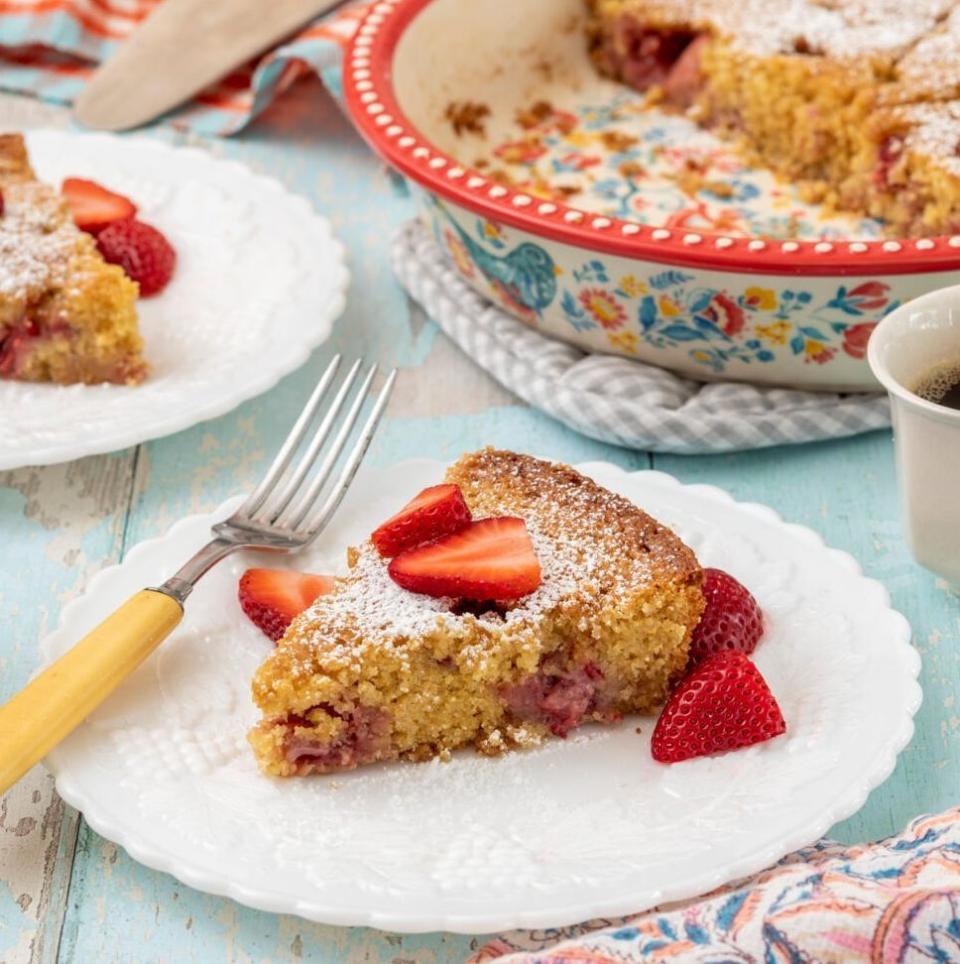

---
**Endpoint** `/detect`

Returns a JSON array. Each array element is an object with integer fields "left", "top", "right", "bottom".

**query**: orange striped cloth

[{"left": 0, "top": 0, "right": 372, "bottom": 134}]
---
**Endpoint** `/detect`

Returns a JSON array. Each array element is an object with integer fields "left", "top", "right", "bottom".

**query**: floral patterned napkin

[{"left": 471, "top": 808, "right": 960, "bottom": 963}]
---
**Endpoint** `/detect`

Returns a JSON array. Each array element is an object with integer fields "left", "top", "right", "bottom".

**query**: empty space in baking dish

[{"left": 391, "top": 0, "right": 883, "bottom": 241}]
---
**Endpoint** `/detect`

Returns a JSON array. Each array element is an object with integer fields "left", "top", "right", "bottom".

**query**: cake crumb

[{"left": 444, "top": 101, "right": 491, "bottom": 137}]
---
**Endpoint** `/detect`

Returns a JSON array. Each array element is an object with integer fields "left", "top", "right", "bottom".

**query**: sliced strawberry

[
  {"left": 688, "top": 568, "right": 764, "bottom": 666},
  {"left": 96, "top": 218, "right": 176, "bottom": 296},
  {"left": 238, "top": 568, "right": 335, "bottom": 642},
  {"left": 388, "top": 517, "right": 541, "bottom": 600},
  {"left": 62, "top": 177, "right": 136, "bottom": 234},
  {"left": 372, "top": 483, "right": 472, "bottom": 557},
  {"left": 651, "top": 651, "right": 786, "bottom": 763}
]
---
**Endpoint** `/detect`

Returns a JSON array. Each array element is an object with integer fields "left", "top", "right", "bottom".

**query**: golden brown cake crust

[
  {"left": 446, "top": 448, "right": 701, "bottom": 589},
  {"left": 249, "top": 449, "right": 704, "bottom": 777},
  {"left": 0, "top": 132, "right": 146, "bottom": 385}
]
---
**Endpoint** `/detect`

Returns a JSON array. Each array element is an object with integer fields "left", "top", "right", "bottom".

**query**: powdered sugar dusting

[
  {"left": 0, "top": 181, "right": 79, "bottom": 302},
  {"left": 298, "top": 523, "right": 594, "bottom": 657},
  {"left": 895, "top": 5, "right": 960, "bottom": 100},
  {"left": 286, "top": 450, "right": 689, "bottom": 674},
  {"left": 608, "top": 0, "right": 948, "bottom": 58},
  {"left": 901, "top": 100, "right": 960, "bottom": 178}
]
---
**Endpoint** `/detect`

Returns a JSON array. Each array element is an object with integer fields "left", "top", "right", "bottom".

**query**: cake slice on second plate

[
  {"left": 249, "top": 449, "right": 704, "bottom": 776},
  {"left": 0, "top": 133, "right": 145, "bottom": 385}
]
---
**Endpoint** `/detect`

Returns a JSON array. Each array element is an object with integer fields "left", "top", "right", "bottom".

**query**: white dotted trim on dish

[
  {"left": 915, "top": 239, "right": 935, "bottom": 250},
  {"left": 814, "top": 242, "right": 833, "bottom": 254},
  {"left": 466, "top": 176, "right": 485, "bottom": 189},
  {"left": 882, "top": 240, "right": 902, "bottom": 252},
  {"left": 447, "top": 167, "right": 465, "bottom": 179},
  {"left": 682, "top": 233, "right": 702, "bottom": 245},
  {"left": 412, "top": 146, "right": 429, "bottom": 159},
  {"left": 489, "top": 185, "right": 508, "bottom": 199},
  {"left": 428, "top": 157, "right": 446, "bottom": 170},
  {"left": 592, "top": 217, "right": 612, "bottom": 230},
  {"left": 621, "top": 222, "right": 641, "bottom": 236},
  {"left": 564, "top": 211, "right": 584, "bottom": 223},
  {"left": 781, "top": 241, "right": 800, "bottom": 253},
  {"left": 512, "top": 195, "right": 532, "bottom": 207},
  {"left": 651, "top": 229, "right": 671, "bottom": 241},
  {"left": 715, "top": 237, "right": 733, "bottom": 249},
  {"left": 538, "top": 203, "right": 557, "bottom": 215},
  {"left": 849, "top": 242, "right": 868, "bottom": 253},
  {"left": 748, "top": 239, "right": 766, "bottom": 252}
]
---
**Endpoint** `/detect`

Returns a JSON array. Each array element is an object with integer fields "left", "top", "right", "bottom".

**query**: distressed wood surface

[{"left": 1, "top": 79, "right": 958, "bottom": 963}]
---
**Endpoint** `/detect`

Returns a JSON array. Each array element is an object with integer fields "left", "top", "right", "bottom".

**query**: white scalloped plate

[
  {"left": 0, "top": 130, "right": 347, "bottom": 470},
  {"left": 41, "top": 459, "right": 919, "bottom": 933}
]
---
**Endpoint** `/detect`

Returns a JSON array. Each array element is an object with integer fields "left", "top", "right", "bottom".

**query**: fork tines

[{"left": 239, "top": 355, "right": 396, "bottom": 540}]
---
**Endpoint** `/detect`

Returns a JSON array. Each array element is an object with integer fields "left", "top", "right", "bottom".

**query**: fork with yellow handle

[{"left": 0, "top": 356, "right": 396, "bottom": 795}]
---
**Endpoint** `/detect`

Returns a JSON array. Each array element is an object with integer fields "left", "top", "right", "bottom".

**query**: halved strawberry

[
  {"left": 238, "top": 568, "right": 335, "bottom": 642},
  {"left": 372, "top": 483, "right": 472, "bottom": 557},
  {"left": 388, "top": 517, "right": 541, "bottom": 600},
  {"left": 688, "top": 568, "right": 764, "bottom": 666},
  {"left": 61, "top": 177, "right": 136, "bottom": 234},
  {"left": 651, "top": 651, "right": 786, "bottom": 763}
]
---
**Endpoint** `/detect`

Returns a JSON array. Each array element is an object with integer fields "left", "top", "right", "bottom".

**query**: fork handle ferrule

[
  {"left": 160, "top": 537, "right": 237, "bottom": 604},
  {"left": 0, "top": 589, "right": 183, "bottom": 796}
]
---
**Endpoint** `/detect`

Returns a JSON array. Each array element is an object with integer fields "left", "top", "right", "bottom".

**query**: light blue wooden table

[{"left": 1, "top": 80, "right": 957, "bottom": 964}]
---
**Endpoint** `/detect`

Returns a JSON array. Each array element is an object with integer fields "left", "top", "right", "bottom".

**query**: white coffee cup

[{"left": 868, "top": 285, "right": 960, "bottom": 585}]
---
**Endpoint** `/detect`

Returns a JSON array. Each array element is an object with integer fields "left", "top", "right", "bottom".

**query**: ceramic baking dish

[{"left": 344, "top": 0, "right": 960, "bottom": 391}]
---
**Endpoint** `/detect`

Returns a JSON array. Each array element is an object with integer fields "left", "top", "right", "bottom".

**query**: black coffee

[{"left": 914, "top": 361, "right": 960, "bottom": 411}]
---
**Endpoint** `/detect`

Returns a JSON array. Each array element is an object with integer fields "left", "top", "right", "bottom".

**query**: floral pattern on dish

[
  {"left": 477, "top": 90, "right": 885, "bottom": 242},
  {"left": 426, "top": 194, "right": 900, "bottom": 377}
]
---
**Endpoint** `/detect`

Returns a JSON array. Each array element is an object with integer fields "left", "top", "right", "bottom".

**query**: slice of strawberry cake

[
  {"left": 247, "top": 449, "right": 706, "bottom": 776},
  {"left": 0, "top": 134, "right": 146, "bottom": 385}
]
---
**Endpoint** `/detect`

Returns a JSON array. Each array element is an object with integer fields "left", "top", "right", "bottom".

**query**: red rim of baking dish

[{"left": 344, "top": 0, "right": 960, "bottom": 277}]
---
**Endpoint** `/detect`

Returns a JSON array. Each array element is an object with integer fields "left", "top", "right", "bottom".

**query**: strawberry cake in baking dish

[
  {"left": 587, "top": 0, "right": 960, "bottom": 236},
  {"left": 244, "top": 449, "right": 787, "bottom": 776}
]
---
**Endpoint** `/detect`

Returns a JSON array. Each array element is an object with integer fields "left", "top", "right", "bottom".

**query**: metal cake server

[{"left": 74, "top": 0, "right": 348, "bottom": 131}]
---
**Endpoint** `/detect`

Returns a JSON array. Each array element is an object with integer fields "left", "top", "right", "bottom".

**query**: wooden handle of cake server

[{"left": 0, "top": 589, "right": 182, "bottom": 795}]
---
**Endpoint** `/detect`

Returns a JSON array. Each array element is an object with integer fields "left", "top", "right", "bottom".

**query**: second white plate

[
  {"left": 0, "top": 130, "right": 347, "bottom": 470},
  {"left": 42, "top": 459, "right": 919, "bottom": 933}
]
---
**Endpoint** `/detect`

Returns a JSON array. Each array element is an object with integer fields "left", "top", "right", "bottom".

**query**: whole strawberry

[
  {"left": 651, "top": 651, "right": 785, "bottom": 763},
  {"left": 688, "top": 567, "right": 763, "bottom": 666},
  {"left": 96, "top": 218, "right": 176, "bottom": 296}
]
